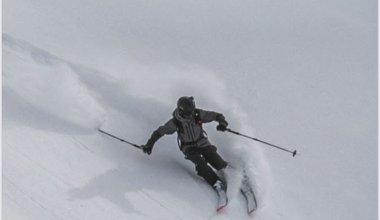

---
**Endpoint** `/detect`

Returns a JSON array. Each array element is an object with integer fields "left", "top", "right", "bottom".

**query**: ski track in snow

[
  {"left": 4, "top": 176, "right": 69, "bottom": 220},
  {"left": 3, "top": 33, "right": 273, "bottom": 220}
]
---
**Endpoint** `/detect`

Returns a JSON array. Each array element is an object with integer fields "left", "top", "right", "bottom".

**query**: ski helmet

[{"left": 177, "top": 96, "right": 195, "bottom": 116}]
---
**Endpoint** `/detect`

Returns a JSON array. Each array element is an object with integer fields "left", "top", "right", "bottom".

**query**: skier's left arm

[{"left": 198, "top": 109, "right": 229, "bottom": 131}]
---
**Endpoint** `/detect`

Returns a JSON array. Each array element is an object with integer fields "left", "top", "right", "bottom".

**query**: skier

[{"left": 141, "top": 96, "right": 229, "bottom": 207}]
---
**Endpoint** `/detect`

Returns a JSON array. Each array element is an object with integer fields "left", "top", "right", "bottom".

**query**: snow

[{"left": 3, "top": 0, "right": 377, "bottom": 220}]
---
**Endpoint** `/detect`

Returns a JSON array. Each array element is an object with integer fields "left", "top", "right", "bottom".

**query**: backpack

[{"left": 172, "top": 109, "right": 207, "bottom": 148}]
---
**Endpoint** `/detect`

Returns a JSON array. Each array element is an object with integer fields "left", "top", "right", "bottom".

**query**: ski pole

[
  {"left": 98, "top": 129, "right": 143, "bottom": 150},
  {"left": 225, "top": 128, "right": 297, "bottom": 157}
]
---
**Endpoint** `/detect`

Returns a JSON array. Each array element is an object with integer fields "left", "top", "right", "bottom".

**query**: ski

[
  {"left": 216, "top": 193, "right": 228, "bottom": 212},
  {"left": 214, "top": 169, "right": 257, "bottom": 214},
  {"left": 214, "top": 180, "right": 228, "bottom": 212},
  {"left": 240, "top": 172, "right": 257, "bottom": 214}
]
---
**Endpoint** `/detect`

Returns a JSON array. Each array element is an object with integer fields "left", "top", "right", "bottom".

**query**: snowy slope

[
  {"left": 3, "top": 0, "right": 377, "bottom": 220},
  {"left": 3, "top": 34, "right": 272, "bottom": 220}
]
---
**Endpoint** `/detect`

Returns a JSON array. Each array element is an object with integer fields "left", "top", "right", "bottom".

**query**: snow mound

[{"left": 3, "top": 34, "right": 106, "bottom": 132}]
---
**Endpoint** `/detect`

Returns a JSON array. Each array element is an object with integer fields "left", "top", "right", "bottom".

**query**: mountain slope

[
  {"left": 3, "top": 0, "right": 377, "bottom": 220},
  {"left": 3, "top": 34, "right": 275, "bottom": 220}
]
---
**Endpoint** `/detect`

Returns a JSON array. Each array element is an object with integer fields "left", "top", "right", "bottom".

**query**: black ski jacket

[{"left": 146, "top": 108, "right": 227, "bottom": 152}]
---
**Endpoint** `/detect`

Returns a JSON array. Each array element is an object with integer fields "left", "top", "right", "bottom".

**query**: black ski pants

[{"left": 184, "top": 145, "right": 228, "bottom": 186}]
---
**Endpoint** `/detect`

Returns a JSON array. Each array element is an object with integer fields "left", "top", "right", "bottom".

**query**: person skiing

[{"left": 141, "top": 96, "right": 229, "bottom": 206}]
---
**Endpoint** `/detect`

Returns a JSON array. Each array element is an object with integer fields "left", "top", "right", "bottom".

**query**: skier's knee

[
  {"left": 210, "top": 157, "right": 228, "bottom": 171},
  {"left": 195, "top": 162, "right": 215, "bottom": 178},
  {"left": 216, "top": 161, "right": 228, "bottom": 170},
  {"left": 195, "top": 160, "right": 209, "bottom": 173}
]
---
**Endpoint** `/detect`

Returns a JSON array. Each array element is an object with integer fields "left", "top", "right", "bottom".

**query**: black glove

[
  {"left": 216, "top": 113, "right": 228, "bottom": 132},
  {"left": 143, "top": 131, "right": 160, "bottom": 155},
  {"left": 141, "top": 144, "right": 153, "bottom": 155},
  {"left": 216, "top": 121, "right": 228, "bottom": 132}
]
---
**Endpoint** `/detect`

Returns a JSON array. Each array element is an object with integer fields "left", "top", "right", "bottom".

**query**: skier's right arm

[{"left": 142, "top": 119, "right": 177, "bottom": 155}]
